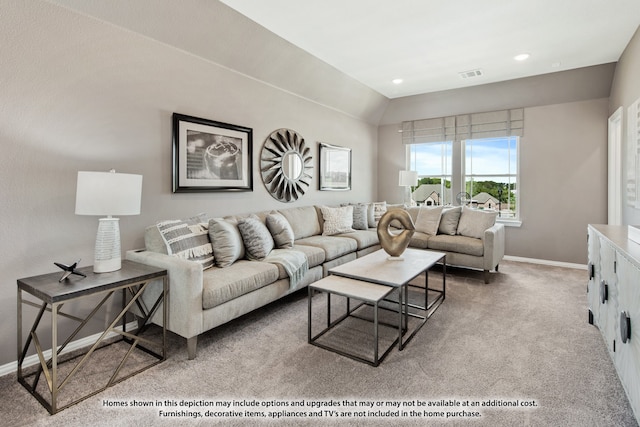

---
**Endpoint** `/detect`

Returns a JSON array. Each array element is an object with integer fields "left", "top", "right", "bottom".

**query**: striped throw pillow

[{"left": 157, "top": 215, "right": 214, "bottom": 269}]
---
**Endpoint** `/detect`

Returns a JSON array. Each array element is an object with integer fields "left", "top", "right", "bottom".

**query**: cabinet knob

[
  {"left": 600, "top": 280, "right": 608, "bottom": 304},
  {"left": 620, "top": 311, "right": 631, "bottom": 344}
]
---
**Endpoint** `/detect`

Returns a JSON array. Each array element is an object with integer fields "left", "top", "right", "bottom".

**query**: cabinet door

[
  {"left": 613, "top": 254, "right": 640, "bottom": 418},
  {"left": 587, "top": 228, "right": 601, "bottom": 325},
  {"left": 598, "top": 239, "right": 619, "bottom": 357}
]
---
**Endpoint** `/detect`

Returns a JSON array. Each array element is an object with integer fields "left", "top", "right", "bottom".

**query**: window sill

[{"left": 497, "top": 218, "right": 522, "bottom": 227}]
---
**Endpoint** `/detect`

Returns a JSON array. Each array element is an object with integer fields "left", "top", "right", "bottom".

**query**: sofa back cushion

[
  {"left": 457, "top": 206, "right": 498, "bottom": 239},
  {"left": 438, "top": 206, "right": 462, "bottom": 235},
  {"left": 278, "top": 206, "right": 321, "bottom": 240}
]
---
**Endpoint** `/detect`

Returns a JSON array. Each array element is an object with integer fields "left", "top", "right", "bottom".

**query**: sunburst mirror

[{"left": 260, "top": 128, "right": 313, "bottom": 202}]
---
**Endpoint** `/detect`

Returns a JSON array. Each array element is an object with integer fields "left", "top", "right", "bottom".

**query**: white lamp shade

[
  {"left": 75, "top": 171, "right": 142, "bottom": 216},
  {"left": 399, "top": 170, "right": 418, "bottom": 187}
]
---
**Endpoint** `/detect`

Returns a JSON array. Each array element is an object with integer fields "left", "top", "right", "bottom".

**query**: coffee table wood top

[{"left": 329, "top": 248, "right": 445, "bottom": 287}]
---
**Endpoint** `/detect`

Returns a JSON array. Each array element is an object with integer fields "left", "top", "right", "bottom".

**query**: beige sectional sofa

[{"left": 126, "top": 203, "right": 504, "bottom": 359}]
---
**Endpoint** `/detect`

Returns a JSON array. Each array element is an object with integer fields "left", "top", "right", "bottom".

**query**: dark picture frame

[
  {"left": 172, "top": 113, "right": 253, "bottom": 192},
  {"left": 319, "top": 142, "right": 351, "bottom": 191}
]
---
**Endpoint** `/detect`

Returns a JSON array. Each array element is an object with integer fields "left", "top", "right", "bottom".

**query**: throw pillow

[
  {"left": 371, "top": 201, "right": 387, "bottom": 226},
  {"left": 208, "top": 218, "right": 245, "bottom": 268},
  {"left": 156, "top": 215, "right": 214, "bottom": 270},
  {"left": 320, "top": 205, "right": 354, "bottom": 236},
  {"left": 366, "top": 203, "right": 376, "bottom": 228},
  {"left": 457, "top": 206, "right": 498, "bottom": 239},
  {"left": 265, "top": 212, "right": 295, "bottom": 249},
  {"left": 414, "top": 206, "right": 444, "bottom": 235},
  {"left": 237, "top": 215, "right": 274, "bottom": 260},
  {"left": 352, "top": 204, "right": 369, "bottom": 230},
  {"left": 438, "top": 206, "right": 462, "bottom": 235}
]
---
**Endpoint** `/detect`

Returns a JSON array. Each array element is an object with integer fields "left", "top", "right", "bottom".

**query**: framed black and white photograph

[
  {"left": 319, "top": 142, "right": 351, "bottom": 191},
  {"left": 173, "top": 113, "right": 253, "bottom": 192}
]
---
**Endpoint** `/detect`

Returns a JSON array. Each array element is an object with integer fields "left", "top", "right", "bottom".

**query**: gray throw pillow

[
  {"left": 457, "top": 207, "right": 498, "bottom": 239},
  {"left": 352, "top": 204, "right": 369, "bottom": 230},
  {"left": 237, "top": 215, "right": 274, "bottom": 260},
  {"left": 209, "top": 218, "right": 245, "bottom": 267},
  {"left": 438, "top": 206, "right": 462, "bottom": 235},
  {"left": 266, "top": 212, "right": 295, "bottom": 249}
]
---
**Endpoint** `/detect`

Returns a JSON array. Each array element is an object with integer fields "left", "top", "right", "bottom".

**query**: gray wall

[
  {"left": 610, "top": 26, "right": 640, "bottom": 225},
  {"left": 378, "top": 69, "right": 612, "bottom": 265},
  {"left": 0, "top": 1, "right": 384, "bottom": 366}
]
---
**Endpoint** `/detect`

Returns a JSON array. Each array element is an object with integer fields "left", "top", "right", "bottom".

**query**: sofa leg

[
  {"left": 187, "top": 336, "right": 198, "bottom": 360},
  {"left": 495, "top": 264, "right": 499, "bottom": 272},
  {"left": 484, "top": 270, "right": 490, "bottom": 284}
]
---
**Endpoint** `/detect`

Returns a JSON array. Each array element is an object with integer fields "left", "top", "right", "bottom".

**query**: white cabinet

[{"left": 588, "top": 225, "right": 640, "bottom": 424}]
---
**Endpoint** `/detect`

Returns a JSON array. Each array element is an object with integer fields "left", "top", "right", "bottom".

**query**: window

[
  {"left": 408, "top": 141, "right": 453, "bottom": 206},
  {"left": 464, "top": 136, "right": 518, "bottom": 219},
  {"left": 407, "top": 136, "right": 520, "bottom": 222}
]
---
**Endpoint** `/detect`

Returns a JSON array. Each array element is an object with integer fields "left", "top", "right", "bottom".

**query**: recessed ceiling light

[
  {"left": 392, "top": 78, "right": 403, "bottom": 85},
  {"left": 514, "top": 53, "right": 530, "bottom": 61}
]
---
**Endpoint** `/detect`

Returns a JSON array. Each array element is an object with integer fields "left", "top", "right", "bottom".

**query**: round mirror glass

[{"left": 282, "top": 151, "right": 303, "bottom": 181}]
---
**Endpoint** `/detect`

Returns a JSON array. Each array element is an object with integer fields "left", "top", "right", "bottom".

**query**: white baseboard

[
  {"left": 1, "top": 321, "right": 138, "bottom": 377},
  {"left": 504, "top": 255, "right": 587, "bottom": 270}
]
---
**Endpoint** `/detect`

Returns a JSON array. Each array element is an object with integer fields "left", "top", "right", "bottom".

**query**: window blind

[{"left": 402, "top": 108, "right": 524, "bottom": 144}]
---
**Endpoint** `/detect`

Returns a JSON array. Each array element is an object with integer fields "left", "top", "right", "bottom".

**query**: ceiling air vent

[{"left": 459, "top": 69, "right": 483, "bottom": 79}]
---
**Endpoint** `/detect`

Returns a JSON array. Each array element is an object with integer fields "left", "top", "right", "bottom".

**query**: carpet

[{"left": 0, "top": 261, "right": 637, "bottom": 426}]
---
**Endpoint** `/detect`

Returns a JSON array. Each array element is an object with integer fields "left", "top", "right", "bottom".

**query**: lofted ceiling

[{"left": 220, "top": 0, "right": 640, "bottom": 98}]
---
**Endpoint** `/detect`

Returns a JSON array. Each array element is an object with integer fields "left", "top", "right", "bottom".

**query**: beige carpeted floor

[{"left": 0, "top": 261, "right": 637, "bottom": 426}]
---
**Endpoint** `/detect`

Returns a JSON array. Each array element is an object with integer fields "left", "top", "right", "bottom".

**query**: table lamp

[
  {"left": 75, "top": 170, "right": 143, "bottom": 273},
  {"left": 399, "top": 170, "right": 418, "bottom": 206}
]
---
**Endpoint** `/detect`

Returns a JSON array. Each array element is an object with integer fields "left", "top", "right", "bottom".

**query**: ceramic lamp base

[{"left": 93, "top": 217, "right": 121, "bottom": 273}]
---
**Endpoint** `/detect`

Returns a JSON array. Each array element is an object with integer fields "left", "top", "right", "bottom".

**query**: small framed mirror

[
  {"left": 260, "top": 129, "right": 313, "bottom": 202},
  {"left": 319, "top": 142, "right": 351, "bottom": 191}
]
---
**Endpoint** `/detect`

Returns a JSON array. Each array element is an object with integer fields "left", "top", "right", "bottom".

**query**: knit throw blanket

[{"left": 264, "top": 249, "right": 309, "bottom": 290}]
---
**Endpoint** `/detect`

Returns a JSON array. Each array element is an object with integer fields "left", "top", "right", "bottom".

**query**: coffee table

[
  {"left": 329, "top": 248, "right": 446, "bottom": 350},
  {"left": 308, "top": 249, "right": 446, "bottom": 366}
]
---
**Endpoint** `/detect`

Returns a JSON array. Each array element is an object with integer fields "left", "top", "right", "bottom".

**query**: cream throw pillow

[
  {"left": 414, "top": 206, "right": 444, "bottom": 235},
  {"left": 457, "top": 206, "right": 498, "bottom": 239},
  {"left": 320, "top": 206, "right": 354, "bottom": 236},
  {"left": 265, "top": 212, "right": 295, "bottom": 249}
]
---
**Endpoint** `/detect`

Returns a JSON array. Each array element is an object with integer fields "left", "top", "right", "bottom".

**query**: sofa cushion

[
  {"left": 237, "top": 215, "right": 274, "bottom": 261},
  {"left": 415, "top": 206, "right": 444, "bottom": 235},
  {"left": 291, "top": 244, "right": 325, "bottom": 267},
  {"left": 321, "top": 205, "right": 354, "bottom": 236},
  {"left": 457, "top": 207, "right": 498, "bottom": 239},
  {"left": 202, "top": 261, "right": 279, "bottom": 309},
  {"left": 265, "top": 212, "right": 294, "bottom": 249},
  {"left": 295, "top": 235, "right": 358, "bottom": 261},
  {"left": 156, "top": 214, "right": 214, "bottom": 270},
  {"left": 427, "top": 234, "right": 484, "bottom": 257},
  {"left": 278, "top": 206, "right": 321, "bottom": 240},
  {"left": 438, "top": 207, "right": 462, "bottom": 235},
  {"left": 409, "top": 231, "right": 430, "bottom": 249},
  {"left": 337, "top": 230, "right": 379, "bottom": 250},
  {"left": 209, "top": 218, "right": 245, "bottom": 268}
]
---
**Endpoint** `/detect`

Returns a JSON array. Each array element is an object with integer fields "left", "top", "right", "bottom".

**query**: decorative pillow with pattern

[
  {"left": 237, "top": 215, "right": 274, "bottom": 260},
  {"left": 371, "top": 201, "right": 387, "bottom": 227},
  {"left": 320, "top": 205, "right": 354, "bottom": 236},
  {"left": 352, "top": 204, "right": 369, "bottom": 230},
  {"left": 414, "top": 206, "right": 444, "bottom": 235},
  {"left": 157, "top": 215, "right": 214, "bottom": 269}
]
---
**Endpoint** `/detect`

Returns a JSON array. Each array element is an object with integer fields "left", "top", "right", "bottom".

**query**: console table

[
  {"left": 17, "top": 260, "right": 167, "bottom": 414},
  {"left": 587, "top": 224, "right": 640, "bottom": 424}
]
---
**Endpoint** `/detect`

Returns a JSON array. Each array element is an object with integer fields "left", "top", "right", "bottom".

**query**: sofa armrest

[
  {"left": 482, "top": 223, "right": 505, "bottom": 270},
  {"left": 125, "top": 249, "right": 204, "bottom": 339}
]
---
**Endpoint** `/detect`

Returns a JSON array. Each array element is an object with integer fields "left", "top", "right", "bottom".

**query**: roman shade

[{"left": 402, "top": 108, "right": 524, "bottom": 144}]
